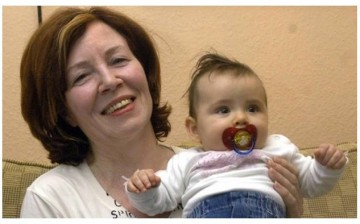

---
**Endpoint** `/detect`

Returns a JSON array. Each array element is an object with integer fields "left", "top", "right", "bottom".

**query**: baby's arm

[
  {"left": 282, "top": 138, "right": 348, "bottom": 198},
  {"left": 125, "top": 155, "right": 186, "bottom": 216},
  {"left": 314, "top": 144, "right": 347, "bottom": 169},
  {"left": 127, "top": 169, "right": 161, "bottom": 193}
]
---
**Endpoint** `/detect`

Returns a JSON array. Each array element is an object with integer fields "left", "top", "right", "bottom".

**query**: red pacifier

[{"left": 222, "top": 124, "right": 257, "bottom": 155}]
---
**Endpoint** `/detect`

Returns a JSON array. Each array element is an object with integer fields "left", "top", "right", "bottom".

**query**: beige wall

[{"left": 3, "top": 6, "right": 357, "bottom": 165}]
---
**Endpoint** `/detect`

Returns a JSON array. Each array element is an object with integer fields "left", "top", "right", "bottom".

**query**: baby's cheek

[
  {"left": 256, "top": 136, "right": 267, "bottom": 149},
  {"left": 203, "top": 138, "right": 226, "bottom": 151}
]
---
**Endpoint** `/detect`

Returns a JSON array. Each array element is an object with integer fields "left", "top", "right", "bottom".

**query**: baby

[{"left": 125, "top": 53, "right": 348, "bottom": 218}]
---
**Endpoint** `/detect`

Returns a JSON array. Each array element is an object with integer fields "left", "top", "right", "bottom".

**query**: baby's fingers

[
  {"left": 127, "top": 180, "right": 142, "bottom": 193},
  {"left": 314, "top": 144, "right": 330, "bottom": 165},
  {"left": 132, "top": 169, "right": 160, "bottom": 192},
  {"left": 147, "top": 172, "right": 161, "bottom": 187},
  {"left": 327, "top": 150, "right": 347, "bottom": 169},
  {"left": 129, "top": 170, "right": 150, "bottom": 192},
  {"left": 140, "top": 169, "right": 161, "bottom": 188}
]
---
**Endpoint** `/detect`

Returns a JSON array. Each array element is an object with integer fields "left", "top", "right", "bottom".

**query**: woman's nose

[{"left": 98, "top": 69, "right": 123, "bottom": 94}]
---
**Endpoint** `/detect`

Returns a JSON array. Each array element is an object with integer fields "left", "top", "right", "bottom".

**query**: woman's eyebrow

[
  {"left": 67, "top": 61, "right": 89, "bottom": 73},
  {"left": 104, "top": 45, "right": 125, "bottom": 58}
]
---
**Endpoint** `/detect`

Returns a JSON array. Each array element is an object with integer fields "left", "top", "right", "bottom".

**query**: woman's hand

[{"left": 267, "top": 157, "right": 303, "bottom": 217}]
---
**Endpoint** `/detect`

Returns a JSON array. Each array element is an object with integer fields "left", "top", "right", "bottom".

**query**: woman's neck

[
  {"left": 86, "top": 125, "right": 174, "bottom": 218},
  {"left": 87, "top": 124, "right": 173, "bottom": 181}
]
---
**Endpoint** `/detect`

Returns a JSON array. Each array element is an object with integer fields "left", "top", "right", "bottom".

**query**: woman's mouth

[{"left": 102, "top": 98, "right": 134, "bottom": 115}]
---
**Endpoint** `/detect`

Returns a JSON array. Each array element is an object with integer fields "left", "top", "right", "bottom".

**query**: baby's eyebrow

[
  {"left": 247, "top": 98, "right": 265, "bottom": 104},
  {"left": 209, "top": 99, "right": 232, "bottom": 108}
]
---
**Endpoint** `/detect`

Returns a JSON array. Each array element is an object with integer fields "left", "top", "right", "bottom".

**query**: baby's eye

[
  {"left": 248, "top": 105, "right": 259, "bottom": 113},
  {"left": 215, "top": 106, "right": 230, "bottom": 114}
]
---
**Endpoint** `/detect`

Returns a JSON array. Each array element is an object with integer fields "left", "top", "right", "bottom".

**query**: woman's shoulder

[
  {"left": 21, "top": 162, "right": 117, "bottom": 217},
  {"left": 27, "top": 162, "right": 89, "bottom": 192}
]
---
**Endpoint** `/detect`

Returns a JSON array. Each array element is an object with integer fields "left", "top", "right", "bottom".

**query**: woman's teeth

[{"left": 105, "top": 99, "right": 132, "bottom": 114}]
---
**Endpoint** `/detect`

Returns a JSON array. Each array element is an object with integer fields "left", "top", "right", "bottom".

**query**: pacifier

[{"left": 222, "top": 124, "right": 257, "bottom": 155}]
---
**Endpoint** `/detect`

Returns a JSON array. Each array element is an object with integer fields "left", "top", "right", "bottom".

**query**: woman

[{"left": 20, "top": 6, "right": 303, "bottom": 218}]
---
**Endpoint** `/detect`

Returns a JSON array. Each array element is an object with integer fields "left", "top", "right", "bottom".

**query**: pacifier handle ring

[{"left": 232, "top": 137, "right": 256, "bottom": 155}]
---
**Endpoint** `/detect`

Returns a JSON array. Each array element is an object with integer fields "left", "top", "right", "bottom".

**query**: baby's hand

[
  {"left": 126, "top": 169, "right": 161, "bottom": 193},
  {"left": 314, "top": 144, "right": 347, "bottom": 169}
]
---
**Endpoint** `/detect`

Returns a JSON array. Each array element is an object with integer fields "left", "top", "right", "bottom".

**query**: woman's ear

[{"left": 185, "top": 116, "right": 200, "bottom": 142}]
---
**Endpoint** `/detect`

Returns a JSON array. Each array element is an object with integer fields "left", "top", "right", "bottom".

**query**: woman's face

[{"left": 65, "top": 21, "right": 153, "bottom": 145}]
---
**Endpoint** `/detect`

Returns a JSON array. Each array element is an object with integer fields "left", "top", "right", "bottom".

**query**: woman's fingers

[{"left": 268, "top": 157, "right": 303, "bottom": 217}]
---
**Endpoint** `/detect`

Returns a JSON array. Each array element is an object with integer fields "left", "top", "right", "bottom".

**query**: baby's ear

[{"left": 185, "top": 116, "right": 200, "bottom": 142}]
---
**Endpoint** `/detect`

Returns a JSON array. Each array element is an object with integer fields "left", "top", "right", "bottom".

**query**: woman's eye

[
  {"left": 72, "top": 73, "right": 89, "bottom": 86},
  {"left": 216, "top": 106, "right": 230, "bottom": 114},
  {"left": 110, "top": 57, "right": 127, "bottom": 66}
]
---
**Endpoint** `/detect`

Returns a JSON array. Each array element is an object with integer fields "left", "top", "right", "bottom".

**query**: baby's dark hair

[{"left": 186, "top": 52, "right": 267, "bottom": 118}]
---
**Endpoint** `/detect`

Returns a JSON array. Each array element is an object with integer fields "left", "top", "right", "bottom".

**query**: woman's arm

[{"left": 267, "top": 157, "right": 304, "bottom": 217}]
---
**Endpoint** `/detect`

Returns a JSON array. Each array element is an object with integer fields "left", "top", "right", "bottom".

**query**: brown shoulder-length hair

[{"left": 20, "top": 7, "right": 171, "bottom": 165}]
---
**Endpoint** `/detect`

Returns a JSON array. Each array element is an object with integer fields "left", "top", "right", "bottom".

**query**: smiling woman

[{"left": 19, "top": 7, "right": 177, "bottom": 218}]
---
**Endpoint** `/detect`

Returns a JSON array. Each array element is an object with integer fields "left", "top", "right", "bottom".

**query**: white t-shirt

[
  {"left": 20, "top": 146, "right": 184, "bottom": 218},
  {"left": 126, "top": 135, "right": 348, "bottom": 217}
]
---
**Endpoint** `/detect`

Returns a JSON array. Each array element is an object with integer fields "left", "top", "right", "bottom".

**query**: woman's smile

[{"left": 102, "top": 97, "right": 136, "bottom": 115}]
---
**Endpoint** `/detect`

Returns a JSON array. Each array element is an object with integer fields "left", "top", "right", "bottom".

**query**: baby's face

[{"left": 189, "top": 71, "right": 268, "bottom": 151}]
